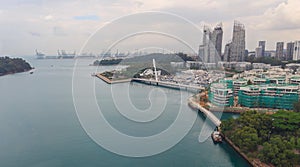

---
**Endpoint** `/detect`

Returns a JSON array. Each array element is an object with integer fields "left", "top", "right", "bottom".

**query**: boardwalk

[{"left": 188, "top": 97, "right": 221, "bottom": 127}]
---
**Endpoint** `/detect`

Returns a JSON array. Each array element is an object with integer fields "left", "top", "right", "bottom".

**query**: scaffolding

[
  {"left": 238, "top": 84, "right": 299, "bottom": 110},
  {"left": 209, "top": 82, "right": 234, "bottom": 107}
]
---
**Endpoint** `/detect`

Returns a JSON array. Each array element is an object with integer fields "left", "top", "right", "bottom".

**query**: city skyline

[{"left": 0, "top": 0, "right": 300, "bottom": 55}]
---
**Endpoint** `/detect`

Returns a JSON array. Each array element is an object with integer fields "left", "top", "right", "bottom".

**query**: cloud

[
  {"left": 53, "top": 26, "right": 68, "bottom": 36},
  {"left": 44, "top": 15, "right": 54, "bottom": 21},
  {"left": 73, "top": 15, "right": 100, "bottom": 21},
  {"left": 28, "top": 31, "right": 41, "bottom": 37},
  {"left": 248, "top": 0, "right": 300, "bottom": 30},
  {"left": 0, "top": 0, "right": 300, "bottom": 55}
]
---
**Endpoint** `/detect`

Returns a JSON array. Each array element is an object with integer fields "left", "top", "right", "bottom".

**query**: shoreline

[
  {"left": 95, "top": 73, "right": 255, "bottom": 166},
  {"left": 95, "top": 73, "right": 131, "bottom": 84},
  {"left": 0, "top": 68, "right": 33, "bottom": 77},
  {"left": 188, "top": 97, "right": 254, "bottom": 167},
  {"left": 223, "top": 135, "right": 255, "bottom": 167}
]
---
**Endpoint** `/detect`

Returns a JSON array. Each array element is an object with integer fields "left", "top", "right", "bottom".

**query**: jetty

[
  {"left": 95, "top": 74, "right": 131, "bottom": 84},
  {"left": 132, "top": 78, "right": 205, "bottom": 93}
]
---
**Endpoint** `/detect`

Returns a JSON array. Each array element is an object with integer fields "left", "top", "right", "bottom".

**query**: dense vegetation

[
  {"left": 95, "top": 53, "right": 196, "bottom": 79},
  {"left": 0, "top": 57, "right": 32, "bottom": 76},
  {"left": 245, "top": 55, "right": 283, "bottom": 66},
  {"left": 93, "top": 53, "right": 196, "bottom": 67},
  {"left": 221, "top": 110, "right": 300, "bottom": 167},
  {"left": 245, "top": 54, "right": 300, "bottom": 68},
  {"left": 176, "top": 52, "right": 196, "bottom": 62},
  {"left": 93, "top": 59, "right": 123, "bottom": 66}
]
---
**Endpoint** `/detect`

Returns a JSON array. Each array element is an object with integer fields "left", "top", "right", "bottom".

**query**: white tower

[{"left": 153, "top": 59, "right": 158, "bottom": 81}]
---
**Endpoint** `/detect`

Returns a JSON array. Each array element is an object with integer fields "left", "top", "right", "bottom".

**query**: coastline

[
  {"left": 223, "top": 136, "right": 256, "bottom": 167},
  {"left": 96, "top": 73, "right": 253, "bottom": 166},
  {"left": 188, "top": 96, "right": 255, "bottom": 167},
  {"left": 0, "top": 68, "right": 33, "bottom": 77}
]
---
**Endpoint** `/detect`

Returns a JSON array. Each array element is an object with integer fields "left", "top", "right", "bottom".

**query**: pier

[
  {"left": 95, "top": 74, "right": 132, "bottom": 84},
  {"left": 132, "top": 78, "right": 205, "bottom": 93}
]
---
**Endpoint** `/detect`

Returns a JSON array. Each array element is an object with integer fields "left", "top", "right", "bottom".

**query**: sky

[{"left": 0, "top": 0, "right": 300, "bottom": 55}]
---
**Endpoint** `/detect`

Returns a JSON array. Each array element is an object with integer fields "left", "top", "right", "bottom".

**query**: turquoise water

[{"left": 0, "top": 57, "right": 249, "bottom": 167}]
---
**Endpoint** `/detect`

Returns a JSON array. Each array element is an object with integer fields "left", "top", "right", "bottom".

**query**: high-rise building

[
  {"left": 293, "top": 41, "right": 300, "bottom": 61},
  {"left": 223, "top": 42, "right": 231, "bottom": 62},
  {"left": 223, "top": 21, "right": 246, "bottom": 62},
  {"left": 258, "top": 41, "right": 266, "bottom": 57},
  {"left": 198, "top": 23, "right": 223, "bottom": 64},
  {"left": 276, "top": 42, "right": 284, "bottom": 60},
  {"left": 287, "top": 42, "right": 295, "bottom": 61},
  {"left": 230, "top": 21, "right": 246, "bottom": 62},
  {"left": 213, "top": 23, "right": 223, "bottom": 60},
  {"left": 255, "top": 46, "right": 263, "bottom": 57},
  {"left": 199, "top": 26, "right": 210, "bottom": 63}
]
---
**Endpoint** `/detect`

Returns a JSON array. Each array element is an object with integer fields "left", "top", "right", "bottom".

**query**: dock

[
  {"left": 95, "top": 74, "right": 132, "bottom": 84},
  {"left": 132, "top": 78, "right": 205, "bottom": 93}
]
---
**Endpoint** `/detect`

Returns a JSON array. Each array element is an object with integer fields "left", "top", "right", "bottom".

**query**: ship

[
  {"left": 35, "top": 49, "right": 45, "bottom": 59},
  {"left": 211, "top": 131, "right": 222, "bottom": 143},
  {"left": 57, "top": 50, "right": 76, "bottom": 59}
]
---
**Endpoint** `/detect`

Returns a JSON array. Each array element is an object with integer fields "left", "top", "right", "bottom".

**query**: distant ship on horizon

[
  {"left": 35, "top": 49, "right": 76, "bottom": 59},
  {"left": 57, "top": 50, "right": 76, "bottom": 59},
  {"left": 35, "top": 49, "right": 45, "bottom": 59}
]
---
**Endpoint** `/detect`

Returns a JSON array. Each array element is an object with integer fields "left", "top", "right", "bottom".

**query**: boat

[{"left": 211, "top": 131, "right": 222, "bottom": 143}]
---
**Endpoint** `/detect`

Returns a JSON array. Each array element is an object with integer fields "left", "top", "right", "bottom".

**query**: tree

[
  {"left": 293, "top": 101, "right": 300, "bottom": 112},
  {"left": 247, "top": 79, "right": 252, "bottom": 85}
]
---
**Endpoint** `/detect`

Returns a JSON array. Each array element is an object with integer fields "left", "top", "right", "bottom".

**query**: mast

[{"left": 153, "top": 59, "right": 158, "bottom": 82}]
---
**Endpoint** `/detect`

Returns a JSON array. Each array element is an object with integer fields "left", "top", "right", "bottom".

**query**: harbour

[{"left": 0, "top": 57, "right": 250, "bottom": 167}]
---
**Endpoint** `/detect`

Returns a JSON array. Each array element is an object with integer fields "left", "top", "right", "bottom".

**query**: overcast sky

[{"left": 0, "top": 0, "right": 300, "bottom": 55}]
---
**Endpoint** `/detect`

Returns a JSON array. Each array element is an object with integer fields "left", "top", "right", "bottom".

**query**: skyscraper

[
  {"left": 293, "top": 41, "right": 300, "bottom": 61},
  {"left": 258, "top": 41, "right": 266, "bottom": 57},
  {"left": 287, "top": 42, "right": 295, "bottom": 61},
  {"left": 199, "top": 26, "right": 210, "bottom": 63},
  {"left": 223, "top": 42, "right": 231, "bottom": 62},
  {"left": 275, "top": 42, "right": 284, "bottom": 60},
  {"left": 224, "top": 21, "right": 246, "bottom": 62},
  {"left": 255, "top": 46, "right": 263, "bottom": 58},
  {"left": 198, "top": 23, "right": 223, "bottom": 63},
  {"left": 212, "top": 23, "right": 223, "bottom": 60}
]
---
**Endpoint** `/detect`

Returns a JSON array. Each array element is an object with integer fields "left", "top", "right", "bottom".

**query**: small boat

[
  {"left": 30, "top": 71, "right": 33, "bottom": 74},
  {"left": 211, "top": 131, "right": 222, "bottom": 143}
]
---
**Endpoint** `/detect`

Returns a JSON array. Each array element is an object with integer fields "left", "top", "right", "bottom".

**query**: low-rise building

[
  {"left": 208, "top": 83, "right": 234, "bottom": 107},
  {"left": 238, "top": 84, "right": 299, "bottom": 110}
]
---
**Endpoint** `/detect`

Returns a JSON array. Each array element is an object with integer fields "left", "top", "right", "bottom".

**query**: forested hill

[{"left": 0, "top": 57, "right": 32, "bottom": 76}]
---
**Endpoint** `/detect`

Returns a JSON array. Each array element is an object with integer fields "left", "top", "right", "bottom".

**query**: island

[
  {"left": 93, "top": 58, "right": 123, "bottom": 66},
  {"left": 0, "top": 56, "right": 33, "bottom": 76}
]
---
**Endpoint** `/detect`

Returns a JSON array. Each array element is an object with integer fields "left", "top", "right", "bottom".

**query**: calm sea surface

[{"left": 0, "top": 57, "right": 249, "bottom": 167}]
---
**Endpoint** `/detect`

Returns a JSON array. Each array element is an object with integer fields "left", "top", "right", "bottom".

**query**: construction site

[
  {"left": 208, "top": 78, "right": 300, "bottom": 110},
  {"left": 238, "top": 84, "right": 299, "bottom": 110}
]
